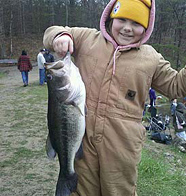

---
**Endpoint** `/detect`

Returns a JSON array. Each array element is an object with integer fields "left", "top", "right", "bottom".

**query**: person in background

[
  {"left": 37, "top": 49, "right": 46, "bottom": 85},
  {"left": 183, "top": 97, "right": 186, "bottom": 106},
  {"left": 17, "top": 50, "right": 32, "bottom": 87},
  {"left": 149, "top": 87, "right": 156, "bottom": 107},
  {"left": 171, "top": 98, "right": 177, "bottom": 116},
  {"left": 172, "top": 102, "right": 186, "bottom": 152},
  {"left": 43, "top": 49, "right": 54, "bottom": 63},
  {"left": 43, "top": 0, "right": 186, "bottom": 195},
  {"left": 43, "top": 49, "right": 54, "bottom": 83},
  {"left": 148, "top": 87, "right": 157, "bottom": 117}
]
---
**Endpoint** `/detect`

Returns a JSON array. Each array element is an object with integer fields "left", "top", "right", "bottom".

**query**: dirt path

[
  {"left": 0, "top": 65, "right": 38, "bottom": 85},
  {"left": 0, "top": 66, "right": 58, "bottom": 196}
]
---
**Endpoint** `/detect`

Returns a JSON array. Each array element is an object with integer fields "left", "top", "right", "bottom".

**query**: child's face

[{"left": 111, "top": 18, "right": 145, "bottom": 46}]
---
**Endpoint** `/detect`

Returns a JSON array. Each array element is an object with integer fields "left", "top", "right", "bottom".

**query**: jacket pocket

[{"left": 117, "top": 68, "right": 152, "bottom": 114}]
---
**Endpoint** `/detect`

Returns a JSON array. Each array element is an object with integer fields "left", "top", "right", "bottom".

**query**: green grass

[
  {"left": 0, "top": 146, "right": 44, "bottom": 168},
  {"left": 138, "top": 141, "right": 186, "bottom": 196},
  {"left": 0, "top": 71, "right": 59, "bottom": 196},
  {"left": 0, "top": 71, "right": 7, "bottom": 79}
]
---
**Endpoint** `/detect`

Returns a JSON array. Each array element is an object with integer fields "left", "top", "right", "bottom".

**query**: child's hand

[{"left": 53, "top": 35, "right": 74, "bottom": 58}]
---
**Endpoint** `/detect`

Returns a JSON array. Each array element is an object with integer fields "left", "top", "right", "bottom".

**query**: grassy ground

[
  {"left": 137, "top": 140, "right": 186, "bottom": 196},
  {"left": 0, "top": 66, "right": 58, "bottom": 195},
  {"left": 0, "top": 66, "right": 186, "bottom": 196}
]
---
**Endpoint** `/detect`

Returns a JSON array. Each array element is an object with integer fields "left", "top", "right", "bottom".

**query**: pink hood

[{"left": 100, "top": 0, "right": 155, "bottom": 49}]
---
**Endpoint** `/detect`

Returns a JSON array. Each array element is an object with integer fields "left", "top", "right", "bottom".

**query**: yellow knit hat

[{"left": 110, "top": 0, "right": 151, "bottom": 28}]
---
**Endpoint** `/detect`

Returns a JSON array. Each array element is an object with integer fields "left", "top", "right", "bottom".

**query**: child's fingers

[
  {"left": 53, "top": 40, "right": 63, "bottom": 53},
  {"left": 68, "top": 39, "right": 74, "bottom": 54},
  {"left": 53, "top": 35, "right": 73, "bottom": 57},
  {"left": 53, "top": 43, "right": 66, "bottom": 57}
]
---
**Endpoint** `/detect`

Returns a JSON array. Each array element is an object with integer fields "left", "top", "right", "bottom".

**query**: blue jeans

[
  {"left": 21, "top": 71, "right": 28, "bottom": 85},
  {"left": 39, "top": 69, "right": 45, "bottom": 85}
]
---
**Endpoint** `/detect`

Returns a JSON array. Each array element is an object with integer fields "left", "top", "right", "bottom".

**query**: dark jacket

[
  {"left": 43, "top": 53, "right": 54, "bottom": 63},
  {"left": 173, "top": 103, "right": 186, "bottom": 133},
  {"left": 149, "top": 88, "right": 156, "bottom": 106}
]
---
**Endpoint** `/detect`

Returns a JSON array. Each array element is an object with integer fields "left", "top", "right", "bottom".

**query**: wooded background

[{"left": 0, "top": 0, "right": 186, "bottom": 69}]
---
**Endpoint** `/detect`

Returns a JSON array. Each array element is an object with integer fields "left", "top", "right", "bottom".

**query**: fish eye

[{"left": 47, "top": 74, "right": 53, "bottom": 80}]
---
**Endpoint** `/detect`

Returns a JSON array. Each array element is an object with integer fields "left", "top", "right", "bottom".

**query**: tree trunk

[
  {"left": 9, "top": 10, "right": 13, "bottom": 56},
  {"left": 66, "top": 0, "right": 69, "bottom": 26},
  {"left": 0, "top": 1, "right": 6, "bottom": 58}
]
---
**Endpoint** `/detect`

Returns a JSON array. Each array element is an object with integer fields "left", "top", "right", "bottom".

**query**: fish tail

[{"left": 55, "top": 173, "right": 78, "bottom": 196}]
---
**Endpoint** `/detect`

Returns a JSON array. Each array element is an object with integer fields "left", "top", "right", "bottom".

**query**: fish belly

[{"left": 48, "top": 101, "right": 85, "bottom": 196}]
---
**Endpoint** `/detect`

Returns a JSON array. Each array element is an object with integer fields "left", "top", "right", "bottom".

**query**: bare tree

[
  {"left": 0, "top": 0, "right": 185, "bottom": 65},
  {"left": 169, "top": 1, "right": 186, "bottom": 68},
  {"left": 0, "top": 0, "right": 5, "bottom": 57}
]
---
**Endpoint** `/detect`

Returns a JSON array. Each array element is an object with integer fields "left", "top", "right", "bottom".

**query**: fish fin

[
  {"left": 72, "top": 102, "right": 86, "bottom": 116},
  {"left": 75, "top": 143, "right": 83, "bottom": 160},
  {"left": 56, "top": 173, "right": 78, "bottom": 196},
  {"left": 62, "top": 52, "right": 71, "bottom": 66},
  {"left": 85, "top": 105, "right": 88, "bottom": 116},
  {"left": 46, "top": 134, "right": 56, "bottom": 160},
  {"left": 77, "top": 105, "right": 84, "bottom": 116}
]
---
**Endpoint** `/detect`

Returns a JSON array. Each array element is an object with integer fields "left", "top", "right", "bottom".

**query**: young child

[{"left": 43, "top": 0, "right": 186, "bottom": 195}]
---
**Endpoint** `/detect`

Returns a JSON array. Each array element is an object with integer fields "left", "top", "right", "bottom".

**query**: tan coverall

[{"left": 43, "top": 0, "right": 186, "bottom": 195}]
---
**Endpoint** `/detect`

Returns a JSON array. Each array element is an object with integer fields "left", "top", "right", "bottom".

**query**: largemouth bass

[{"left": 45, "top": 53, "right": 86, "bottom": 196}]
